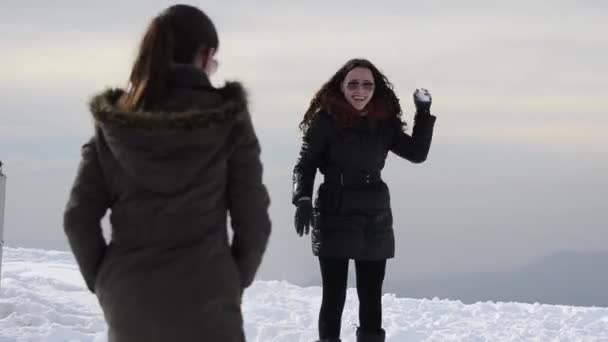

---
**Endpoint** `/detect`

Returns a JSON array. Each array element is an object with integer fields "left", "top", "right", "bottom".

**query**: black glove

[
  {"left": 413, "top": 88, "right": 432, "bottom": 115},
  {"left": 294, "top": 198, "right": 313, "bottom": 237}
]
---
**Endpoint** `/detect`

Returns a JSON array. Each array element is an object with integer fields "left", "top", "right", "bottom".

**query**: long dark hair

[
  {"left": 120, "top": 4, "right": 219, "bottom": 111},
  {"left": 300, "top": 58, "right": 404, "bottom": 132}
]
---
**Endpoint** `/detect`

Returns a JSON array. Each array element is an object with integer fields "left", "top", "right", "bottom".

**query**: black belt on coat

[{"left": 324, "top": 170, "right": 382, "bottom": 186}]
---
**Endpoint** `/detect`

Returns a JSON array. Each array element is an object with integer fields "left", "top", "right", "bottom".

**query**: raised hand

[{"left": 413, "top": 88, "right": 432, "bottom": 115}]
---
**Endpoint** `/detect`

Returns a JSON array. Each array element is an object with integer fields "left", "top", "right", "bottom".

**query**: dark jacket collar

[{"left": 169, "top": 64, "right": 213, "bottom": 90}]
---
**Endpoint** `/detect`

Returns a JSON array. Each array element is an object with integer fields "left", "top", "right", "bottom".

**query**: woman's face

[{"left": 341, "top": 67, "right": 375, "bottom": 111}]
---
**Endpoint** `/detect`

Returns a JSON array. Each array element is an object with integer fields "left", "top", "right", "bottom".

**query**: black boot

[{"left": 356, "top": 328, "right": 385, "bottom": 342}]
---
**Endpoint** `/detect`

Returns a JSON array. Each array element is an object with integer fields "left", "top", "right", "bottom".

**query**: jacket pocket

[
  {"left": 314, "top": 211, "right": 366, "bottom": 232},
  {"left": 315, "top": 182, "right": 342, "bottom": 212},
  {"left": 339, "top": 181, "right": 390, "bottom": 213}
]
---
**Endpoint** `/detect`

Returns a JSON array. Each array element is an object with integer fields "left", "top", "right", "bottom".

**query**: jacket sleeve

[
  {"left": 63, "top": 138, "right": 110, "bottom": 293},
  {"left": 227, "top": 114, "right": 271, "bottom": 290},
  {"left": 292, "top": 114, "right": 331, "bottom": 204},
  {"left": 390, "top": 113, "right": 436, "bottom": 163}
]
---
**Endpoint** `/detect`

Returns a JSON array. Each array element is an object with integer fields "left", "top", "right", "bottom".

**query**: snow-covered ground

[{"left": 0, "top": 247, "right": 607, "bottom": 341}]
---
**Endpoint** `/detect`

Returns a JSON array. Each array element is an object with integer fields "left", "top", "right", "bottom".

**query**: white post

[{"left": 0, "top": 162, "right": 6, "bottom": 288}]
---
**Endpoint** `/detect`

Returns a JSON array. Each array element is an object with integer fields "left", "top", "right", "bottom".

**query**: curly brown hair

[{"left": 300, "top": 58, "right": 405, "bottom": 132}]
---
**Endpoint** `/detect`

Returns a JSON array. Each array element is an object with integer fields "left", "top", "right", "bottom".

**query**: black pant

[{"left": 318, "top": 257, "right": 386, "bottom": 339}]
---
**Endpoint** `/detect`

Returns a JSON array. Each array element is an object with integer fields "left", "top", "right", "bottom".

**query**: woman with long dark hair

[
  {"left": 293, "top": 59, "right": 436, "bottom": 342},
  {"left": 64, "top": 5, "right": 270, "bottom": 341}
]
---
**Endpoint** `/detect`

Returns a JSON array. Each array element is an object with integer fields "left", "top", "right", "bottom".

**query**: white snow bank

[{"left": 1, "top": 247, "right": 607, "bottom": 341}]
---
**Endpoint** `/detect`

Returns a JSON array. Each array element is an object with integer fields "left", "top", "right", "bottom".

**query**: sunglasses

[{"left": 346, "top": 81, "right": 375, "bottom": 91}]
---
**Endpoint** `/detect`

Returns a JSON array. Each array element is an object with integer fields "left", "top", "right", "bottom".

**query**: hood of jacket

[{"left": 89, "top": 66, "right": 249, "bottom": 194}]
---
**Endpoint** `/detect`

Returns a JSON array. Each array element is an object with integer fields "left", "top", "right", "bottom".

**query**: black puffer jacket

[
  {"left": 293, "top": 111, "right": 435, "bottom": 260},
  {"left": 64, "top": 66, "right": 271, "bottom": 342}
]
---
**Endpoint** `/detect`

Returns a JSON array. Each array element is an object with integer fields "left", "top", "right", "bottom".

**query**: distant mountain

[{"left": 385, "top": 250, "right": 608, "bottom": 307}]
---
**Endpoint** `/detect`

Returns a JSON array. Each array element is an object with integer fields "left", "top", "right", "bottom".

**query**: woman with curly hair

[{"left": 292, "top": 58, "right": 436, "bottom": 342}]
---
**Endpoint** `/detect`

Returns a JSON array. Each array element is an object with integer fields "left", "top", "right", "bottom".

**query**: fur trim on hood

[{"left": 89, "top": 81, "right": 248, "bottom": 130}]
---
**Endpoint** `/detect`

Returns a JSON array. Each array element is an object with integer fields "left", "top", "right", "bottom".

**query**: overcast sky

[{"left": 1, "top": 1, "right": 607, "bottom": 305}]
